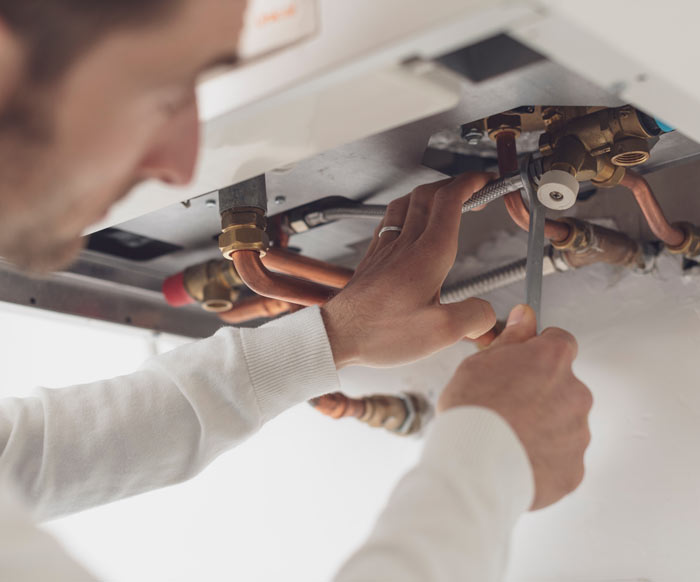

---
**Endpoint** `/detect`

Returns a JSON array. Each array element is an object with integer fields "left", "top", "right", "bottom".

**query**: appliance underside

[{"left": 4, "top": 35, "right": 700, "bottom": 338}]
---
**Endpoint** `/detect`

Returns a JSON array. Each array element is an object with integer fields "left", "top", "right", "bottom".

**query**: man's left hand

[{"left": 321, "top": 173, "right": 497, "bottom": 368}]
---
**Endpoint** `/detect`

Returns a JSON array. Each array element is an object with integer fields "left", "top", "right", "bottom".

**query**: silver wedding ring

[{"left": 378, "top": 226, "right": 402, "bottom": 238}]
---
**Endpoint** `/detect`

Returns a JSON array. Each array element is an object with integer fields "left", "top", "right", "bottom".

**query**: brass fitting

[
  {"left": 309, "top": 392, "right": 428, "bottom": 436},
  {"left": 219, "top": 208, "right": 270, "bottom": 260},
  {"left": 486, "top": 113, "right": 521, "bottom": 139},
  {"left": 182, "top": 260, "right": 243, "bottom": 312},
  {"left": 592, "top": 156, "right": 626, "bottom": 188},
  {"left": 552, "top": 217, "right": 643, "bottom": 269},
  {"left": 540, "top": 105, "right": 658, "bottom": 184},
  {"left": 544, "top": 135, "right": 597, "bottom": 181},
  {"left": 666, "top": 222, "right": 700, "bottom": 257}
]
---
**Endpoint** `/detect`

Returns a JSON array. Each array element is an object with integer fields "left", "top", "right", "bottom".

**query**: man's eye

[{"left": 160, "top": 90, "right": 194, "bottom": 117}]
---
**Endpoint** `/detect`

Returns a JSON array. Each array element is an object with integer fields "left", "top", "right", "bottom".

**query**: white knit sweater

[{"left": 0, "top": 306, "right": 534, "bottom": 581}]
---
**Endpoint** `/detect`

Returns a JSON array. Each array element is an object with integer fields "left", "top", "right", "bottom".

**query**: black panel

[
  {"left": 438, "top": 34, "right": 545, "bottom": 83},
  {"left": 421, "top": 148, "right": 495, "bottom": 177},
  {"left": 87, "top": 228, "right": 182, "bottom": 261}
]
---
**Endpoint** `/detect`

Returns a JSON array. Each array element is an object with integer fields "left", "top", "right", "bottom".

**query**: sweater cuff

[
  {"left": 422, "top": 407, "right": 535, "bottom": 526},
  {"left": 239, "top": 306, "right": 340, "bottom": 422}
]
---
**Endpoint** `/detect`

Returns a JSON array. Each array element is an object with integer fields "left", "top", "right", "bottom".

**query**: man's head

[{"left": 0, "top": 0, "right": 246, "bottom": 272}]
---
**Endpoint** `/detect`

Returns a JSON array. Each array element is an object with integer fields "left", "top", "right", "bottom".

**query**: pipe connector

[
  {"left": 550, "top": 217, "right": 591, "bottom": 253},
  {"left": 163, "top": 259, "right": 243, "bottom": 312},
  {"left": 309, "top": 392, "right": 427, "bottom": 436},
  {"left": 666, "top": 222, "right": 700, "bottom": 257},
  {"left": 219, "top": 208, "right": 270, "bottom": 259},
  {"left": 551, "top": 217, "right": 643, "bottom": 269}
]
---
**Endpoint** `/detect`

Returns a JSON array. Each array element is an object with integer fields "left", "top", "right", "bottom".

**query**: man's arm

[
  {"left": 336, "top": 407, "right": 534, "bottom": 582},
  {"left": 0, "top": 173, "right": 498, "bottom": 521},
  {"left": 0, "top": 306, "right": 340, "bottom": 520},
  {"left": 336, "top": 305, "right": 592, "bottom": 581}
]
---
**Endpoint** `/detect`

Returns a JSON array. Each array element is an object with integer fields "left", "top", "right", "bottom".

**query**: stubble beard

[{"left": 0, "top": 83, "right": 88, "bottom": 274}]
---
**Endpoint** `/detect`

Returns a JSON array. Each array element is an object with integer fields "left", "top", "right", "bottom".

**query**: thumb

[
  {"left": 490, "top": 304, "right": 537, "bottom": 347},
  {"left": 441, "top": 297, "right": 497, "bottom": 341}
]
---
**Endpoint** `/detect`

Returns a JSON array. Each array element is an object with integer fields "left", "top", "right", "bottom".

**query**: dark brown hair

[{"left": 0, "top": 0, "right": 180, "bottom": 81}]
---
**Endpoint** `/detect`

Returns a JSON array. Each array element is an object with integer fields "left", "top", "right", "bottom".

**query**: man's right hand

[{"left": 438, "top": 304, "right": 593, "bottom": 510}]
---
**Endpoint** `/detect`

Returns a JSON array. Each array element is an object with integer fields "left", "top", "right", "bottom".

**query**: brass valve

[
  {"left": 540, "top": 105, "right": 659, "bottom": 188},
  {"left": 219, "top": 208, "right": 270, "bottom": 259},
  {"left": 181, "top": 260, "right": 243, "bottom": 312}
]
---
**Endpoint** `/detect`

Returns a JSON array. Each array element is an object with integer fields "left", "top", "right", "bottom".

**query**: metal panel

[{"left": 0, "top": 260, "right": 223, "bottom": 339}]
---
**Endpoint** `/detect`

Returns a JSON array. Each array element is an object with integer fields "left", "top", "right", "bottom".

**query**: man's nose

[{"left": 138, "top": 97, "right": 200, "bottom": 186}]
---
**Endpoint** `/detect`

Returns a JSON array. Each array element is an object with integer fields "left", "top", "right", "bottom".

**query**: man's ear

[{"left": 0, "top": 18, "right": 25, "bottom": 110}]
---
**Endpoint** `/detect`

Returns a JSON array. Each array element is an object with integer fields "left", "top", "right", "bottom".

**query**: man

[{"left": 0, "top": 1, "right": 592, "bottom": 580}]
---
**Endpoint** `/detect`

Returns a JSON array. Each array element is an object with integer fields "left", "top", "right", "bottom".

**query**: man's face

[{"left": 0, "top": 0, "right": 246, "bottom": 272}]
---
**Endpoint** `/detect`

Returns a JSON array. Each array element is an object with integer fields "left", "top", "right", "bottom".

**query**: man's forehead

[
  {"left": 84, "top": 0, "right": 246, "bottom": 85},
  {"left": 164, "top": 0, "right": 245, "bottom": 71}
]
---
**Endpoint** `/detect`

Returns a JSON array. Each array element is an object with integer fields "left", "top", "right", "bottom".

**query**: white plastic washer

[{"left": 537, "top": 170, "right": 580, "bottom": 210}]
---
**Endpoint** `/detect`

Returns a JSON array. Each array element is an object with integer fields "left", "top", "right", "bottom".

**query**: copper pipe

[
  {"left": 309, "top": 393, "right": 366, "bottom": 419},
  {"left": 310, "top": 392, "right": 425, "bottom": 435},
  {"left": 620, "top": 170, "right": 685, "bottom": 247},
  {"left": 262, "top": 248, "right": 354, "bottom": 289},
  {"left": 497, "top": 132, "right": 571, "bottom": 243},
  {"left": 218, "top": 296, "right": 293, "bottom": 324},
  {"left": 232, "top": 250, "right": 335, "bottom": 306}
]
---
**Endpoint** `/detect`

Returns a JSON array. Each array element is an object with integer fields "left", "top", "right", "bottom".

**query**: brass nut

[
  {"left": 667, "top": 222, "right": 700, "bottom": 257},
  {"left": 219, "top": 208, "right": 270, "bottom": 258},
  {"left": 551, "top": 218, "right": 591, "bottom": 252},
  {"left": 221, "top": 209, "right": 266, "bottom": 231},
  {"left": 219, "top": 227, "right": 270, "bottom": 258}
]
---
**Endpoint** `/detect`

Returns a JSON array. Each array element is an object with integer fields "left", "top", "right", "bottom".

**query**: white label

[{"left": 238, "top": 0, "right": 318, "bottom": 61}]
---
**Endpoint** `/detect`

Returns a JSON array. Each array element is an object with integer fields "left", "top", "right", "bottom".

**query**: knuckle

[
  {"left": 579, "top": 384, "right": 594, "bottom": 412},
  {"left": 583, "top": 425, "right": 592, "bottom": 449},
  {"left": 540, "top": 327, "right": 578, "bottom": 360},
  {"left": 385, "top": 194, "right": 410, "bottom": 215}
]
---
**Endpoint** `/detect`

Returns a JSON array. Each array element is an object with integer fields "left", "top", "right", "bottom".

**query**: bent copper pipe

[
  {"left": 497, "top": 132, "right": 571, "bottom": 244},
  {"left": 232, "top": 250, "right": 336, "bottom": 307},
  {"left": 218, "top": 296, "right": 293, "bottom": 324},
  {"left": 620, "top": 170, "right": 685, "bottom": 247},
  {"left": 262, "top": 248, "right": 354, "bottom": 289}
]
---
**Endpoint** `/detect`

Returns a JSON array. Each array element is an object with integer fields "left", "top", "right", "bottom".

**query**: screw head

[
  {"left": 205, "top": 199, "right": 217, "bottom": 208},
  {"left": 461, "top": 127, "right": 483, "bottom": 146},
  {"left": 550, "top": 191, "right": 564, "bottom": 202},
  {"left": 274, "top": 195, "right": 287, "bottom": 205}
]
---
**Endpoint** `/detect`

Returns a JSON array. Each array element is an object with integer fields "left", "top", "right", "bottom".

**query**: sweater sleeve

[
  {"left": 0, "top": 306, "right": 340, "bottom": 521},
  {"left": 334, "top": 407, "right": 535, "bottom": 582}
]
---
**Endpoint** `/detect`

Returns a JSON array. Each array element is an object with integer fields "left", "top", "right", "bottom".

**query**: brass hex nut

[
  {"left": 551, "top": 217, "right": 591, "bottom": 252},
  {"left": 486, "top": 113, "right": 522, "bottom": 139},
  {"left": 218, "top": 209, "right": 270, "bottom": 259},
  {"left": 667, "top": 222, "right": 700, "bottom": 257}
]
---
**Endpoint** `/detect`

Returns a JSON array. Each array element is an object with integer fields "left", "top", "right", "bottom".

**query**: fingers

[
  {"left": 441, "top": 298, "right": 497, "bottom": 341},
  {"left": 374, "top": 194, "right": 410, "bottom": 251},
  {"left": 420, "top": 172, "right": 494, "bottom": 251},
  {"left": 490, "top": 304, "right": 538, "bottom": 347},
  {"left": 400, "top": 179, "right": 453, "bottom": 243}
]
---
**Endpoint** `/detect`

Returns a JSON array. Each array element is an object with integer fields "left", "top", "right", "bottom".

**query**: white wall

[{"left": 1, "top": 249, "right": 700, "bottom": 582}]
